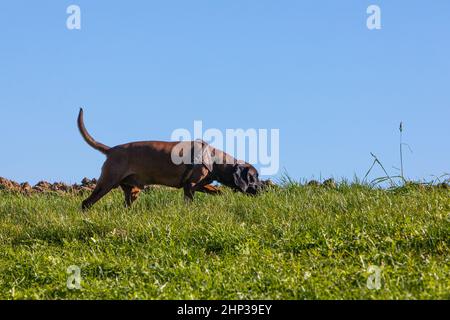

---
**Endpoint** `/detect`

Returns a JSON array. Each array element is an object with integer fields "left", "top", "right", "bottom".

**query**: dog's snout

[{"left": 246, "top": 183, "right": 261, "bottom": 195}]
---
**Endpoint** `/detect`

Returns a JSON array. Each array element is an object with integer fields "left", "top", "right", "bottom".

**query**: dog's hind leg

[
  {"left": 120, "top": 184, "right": 141, "bottom": 207},
  {"left": 82, "top": 183, "right": 115, "bottom": 211},
  {"left": 81, "top": 162, "right": 125, "bottom": 210}
]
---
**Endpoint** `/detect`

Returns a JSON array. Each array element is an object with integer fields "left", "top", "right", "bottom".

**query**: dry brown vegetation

[{"left": 0, "top": 177, "right": 97, "bottom": 194}]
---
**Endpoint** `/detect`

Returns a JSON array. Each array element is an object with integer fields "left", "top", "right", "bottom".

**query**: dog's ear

[
  {"left": 233, "top": 164, "right": 249, "bottom": 192},
  {"left": 192, "top": 140, "right": 214, "bottom": 172},
  {"left": 201, "top": 142, "right": 214, "bottom": 172}
]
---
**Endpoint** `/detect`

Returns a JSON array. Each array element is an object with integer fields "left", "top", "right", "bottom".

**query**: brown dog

[{"left": 77, "top": 109, "right": 262, "bottom": 210}]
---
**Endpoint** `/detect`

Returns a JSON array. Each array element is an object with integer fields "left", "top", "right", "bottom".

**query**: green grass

[{"left": 0, "top": 183, "right": 449, "bottom": 300}]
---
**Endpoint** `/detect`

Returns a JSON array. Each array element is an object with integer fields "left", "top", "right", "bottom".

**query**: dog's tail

[{"left": 77, "top": 108, "right": 110, "bottom": 155}]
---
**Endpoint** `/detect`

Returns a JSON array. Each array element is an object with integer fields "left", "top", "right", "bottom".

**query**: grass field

[{"left": 0, "top": 183, "right": 449, "bottom": 300}]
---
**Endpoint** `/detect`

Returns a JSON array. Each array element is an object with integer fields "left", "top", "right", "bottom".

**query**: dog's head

[{"left": 232, "top": 163, "right": 262, "bottom": 195}]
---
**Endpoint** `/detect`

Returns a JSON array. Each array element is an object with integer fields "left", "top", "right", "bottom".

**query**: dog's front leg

[
  {"left": 184, "top": 183, "right": 196, "bottom": 202},
  {"left": 183, "top": 166, "right": 212, "bottom": 202}
]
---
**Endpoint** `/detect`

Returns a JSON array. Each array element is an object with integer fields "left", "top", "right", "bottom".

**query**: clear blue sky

[{"left": 0, "top": 1, "right": 449, "bottom": 184}]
